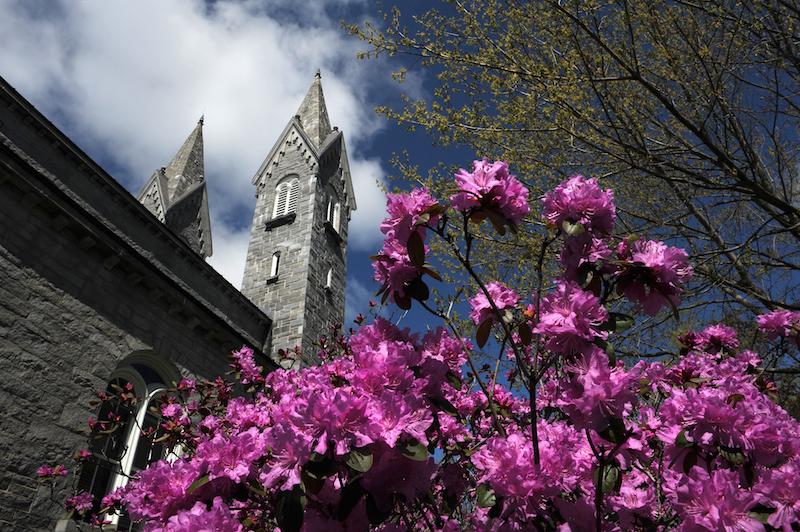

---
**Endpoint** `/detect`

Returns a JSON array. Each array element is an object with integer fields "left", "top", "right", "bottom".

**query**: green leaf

[
  {"left": 301, "top": 469, "right": 324, "bottom": 494},
  {"left": 476, "top": 484, "right": 496, "bottom": 508},
  {"left": 675, "top": 429, "right": 693, "bottom": 448},
  {"left": 486, "top": 210, "right": 507, "bottom": 235},
  {"left": 562, "top": 220, "right": 585, "bottom": 236},
  {"left": 345, "top": 447, "right": 374, "bottom": 473},
  {"left": 726, "top": 393, "right": 745, "bottom": 407},
  {"left": 422, "top": 266, "right": 443, "bottom": 281},
  {"left": 395, "top": 291, "right": 412, "bottom": 310},
  {"left": 719, "top": 445, "right": 746, "bottom": 465},
  {"left": 748, "top": 504, "right": 776, "bottom": 524},
  {"left": 476, "top": 319, "right": 492, "bottom": 348},
  {"left": 430, "top": 396, "right": 458, "bottom": 416},
  {"left": 187, "top": 475, "right": 210, "bottom": 494},
  {"left": 402, "top": 441, "right": 429, "bottom": 461},
  {"left": 593, "top": 463, "right": 622, "bottom": 495},
  {"left": 304, "top": 454, "right": 339, "bottom": 479},
  {"left": 407, "top": 231, "right": 425, "bottom": 268},
  {"left": 682, "top": 448, "right": 699, "bottom": 474},
  {"left": 276, "top": 487, "right": 306, "bottom": 532},
  {"left": 598, "top": 416, "right": 628, "bottom": 444},
  {"left": 446, "top": 370, "right": 463, "bottom": 390},
  {"left": 407, "top": 277, "right": 430, "bottom": 302},
  {"left": 336, "top": 481, "right": 364, "bottom": 521}
]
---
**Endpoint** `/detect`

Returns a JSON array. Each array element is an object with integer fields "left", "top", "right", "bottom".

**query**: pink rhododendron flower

[
  {"left": 51, "top": 170, "right": 800, "bottom": 531},
  {"left": 616, "top": 239, "right": 693, "bottom": 315},
  {"left": 451, "top": 159, "right": 530, "bottom": 225},
  {"left": 757, "top": 309, "right": 800, "bottom": 343},
  {"left": 666, "top": 467, "right": 763, "bottom": 531},
  {"left": 37, "top": 464, "right": 68, "bottom": 478},
  {"left": 154, "top": 497, "right": 243, "bottom": 532},
  {"left": 380, "top": 188, "right": 440, "bottom": 246},
  {"left": 560, "top": 233, "right": 612, "bottom": 280},
  {"left": 372, "top": 239, "right": 423, "bottom": 304},
  {"left": 472, "top": 423, "right": 591, "bottom": 503},
  {"left": 556, "top": 349, "right": 640, "bottom": 431},
  {"left": 534, "top": 280, "right": 608, "bottom": 354},
  {"left": 65, "top": 492, "right": 94, "bottom": 513},
  {"left": 231, "top": 346, "right": 262, "bottom": 385},
  {"left": 161, "top": 402, "right": 182, "bottom": 418},
  {"left": 196, "top": 427, "right": 267, "bottom": 483},
  {"left": 697, "top": 323, "right": 739, "bottom": 353},
  {"left": 468, "top": 281, "right": 520, "bottom": 325},
  {"left": 754, "top": 458, "right": 800, "bottom": 529},
  {"left": 542, "top": 175, "right": 616, "bottom": 236}
]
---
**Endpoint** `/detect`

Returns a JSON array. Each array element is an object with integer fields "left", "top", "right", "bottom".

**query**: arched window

[
  {"left": 270, "top": 251, "right": 281, "bottom": 277},
  {"left": 273, "top": 178, "right": 299, "bottom": 218},
  {"left": 77, "top": 363, "right": 172, "bottom": 530},
  {"left": 325, "top": 267, "right": 333, "bottom": 289}
]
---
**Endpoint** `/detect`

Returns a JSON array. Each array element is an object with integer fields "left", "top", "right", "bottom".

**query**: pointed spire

[
  {"left": 295, "top": 69, "right": 332, "bottom": 148},
  {"left": 164, "top": 117, "right": 205, "bottom": 198}
]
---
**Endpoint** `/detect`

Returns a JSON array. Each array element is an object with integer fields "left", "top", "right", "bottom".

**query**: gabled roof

[
  {"left": 137, "top": 117, "right": 213, "bottom": 258},
  {"left": 250, "top": 71, "right": 356, "bottom": 212},
  {"left": 250, "top": 117, "right": 320, "bottom": 189}
]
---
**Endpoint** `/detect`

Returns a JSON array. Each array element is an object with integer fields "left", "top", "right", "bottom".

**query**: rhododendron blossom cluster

[{"left": 44, "top": 163, "right": 800, "bottom": 531}]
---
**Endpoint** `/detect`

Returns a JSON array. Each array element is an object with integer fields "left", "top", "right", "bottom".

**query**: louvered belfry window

[{"left": 273, "top": 177, "right": 299, "bottom": 218}]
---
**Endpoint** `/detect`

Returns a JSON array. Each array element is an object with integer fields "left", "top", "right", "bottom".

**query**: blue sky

[{"left": 0, "top": 0, "right": 473, "bottom": 331}]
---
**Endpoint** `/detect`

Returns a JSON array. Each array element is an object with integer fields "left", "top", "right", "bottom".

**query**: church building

[{"left": 0, "top": 71, "right": 354, "bottom": 529}]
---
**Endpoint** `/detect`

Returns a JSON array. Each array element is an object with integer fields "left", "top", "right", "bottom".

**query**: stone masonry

[
  {"left": 0, "top": 69, "right": 354, "bottom": 529},
  {"left": 0, "top": 76, "right": 277, "bottom": 529},
  {"left": 241, "top": 71, "right": 355, "bottom": 363}
]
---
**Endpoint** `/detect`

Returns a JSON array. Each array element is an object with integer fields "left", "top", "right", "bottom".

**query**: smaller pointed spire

[
  {"left": 296, "top": 70, "right": 332, "bottom": 148},
  {"left": 164, "top": 118, "right": 205, "bottom": 198}
]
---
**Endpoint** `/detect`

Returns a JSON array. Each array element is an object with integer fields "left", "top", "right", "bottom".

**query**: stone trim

[{"left": 264, "top": 212, "right": 296, "bottom": 231}]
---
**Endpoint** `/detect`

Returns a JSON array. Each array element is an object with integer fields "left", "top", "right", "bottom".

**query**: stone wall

[
  {"left": 0, "top": 77, "right": 274, "bottom": 530},
  {"left": 242, "top": 125, "right": 317, "bottom": 362}
]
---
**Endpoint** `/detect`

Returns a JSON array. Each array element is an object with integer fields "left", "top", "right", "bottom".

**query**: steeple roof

[
  {"left": 165, "top": 116, "right": 205, "bottom": 198},
  {"left": 137, "top": 116, "right": 212, "bottom": 258},
  {"left": 295, "top": 69, "right": 332, "bottom": 148}
]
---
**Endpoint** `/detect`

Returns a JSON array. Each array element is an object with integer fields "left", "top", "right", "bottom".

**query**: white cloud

[
  {"left": 347, "top": 157, "right": 387, "bottom": 250},
  {"left": 207, "top": 225, "right": 251, "bottom": 290},
  {"left": 0, "top": 0, "right": 391, "bottom": 285}
]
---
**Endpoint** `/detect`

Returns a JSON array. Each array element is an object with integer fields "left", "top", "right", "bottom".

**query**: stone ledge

[{"left": 264, "top": 212, "right": 295, "bottom": 231}]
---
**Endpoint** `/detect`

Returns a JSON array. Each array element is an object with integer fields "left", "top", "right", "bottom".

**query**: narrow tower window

[
  {"left": 272, "top": 178, "right": 299, "bottom": 218},
  {"left": 325, "top": 268, "right": 333, "bottom": 289},
  {"left": 270, "top": 251, "right": 281, "bottom": 278},
  {"left": 332, "top": 202, "right": 341, "bottom": 232}
]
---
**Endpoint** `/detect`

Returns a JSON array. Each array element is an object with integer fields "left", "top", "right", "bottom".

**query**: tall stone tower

[
  {"left": 137, "top": 117, "right": 213, "bottom": 258},
  {"left": 242, "top": 71, "right": 356, "bottom": 364}
]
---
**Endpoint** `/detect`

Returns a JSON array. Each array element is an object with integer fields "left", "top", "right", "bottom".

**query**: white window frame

[
  {"left": 270, "top": 251, "right": 281, "bottom": 277},
  {"left": 332, "top": 202, "right": 341, "bottom": 232}
]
